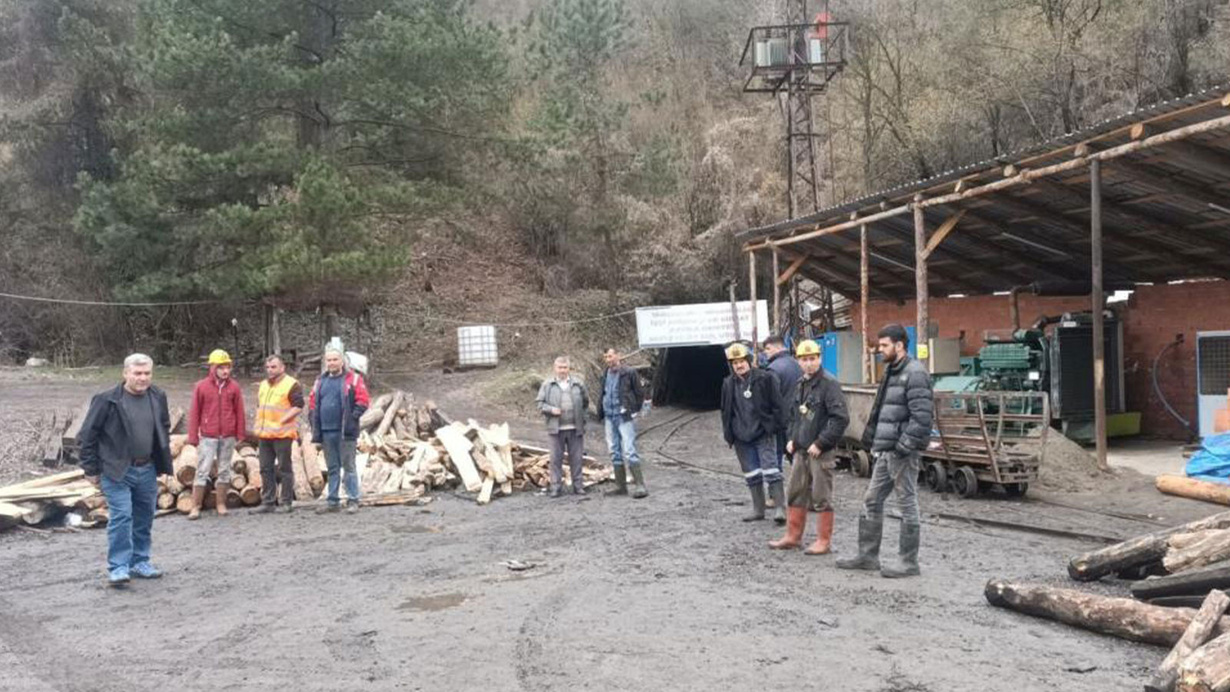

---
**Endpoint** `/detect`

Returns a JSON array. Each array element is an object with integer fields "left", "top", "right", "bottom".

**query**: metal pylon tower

[
  {"left": 741, "top": 0, "right": 849, "bottom": 334},
  {"left": 785, "top": 0, "right": 821, "bottom": 218}
]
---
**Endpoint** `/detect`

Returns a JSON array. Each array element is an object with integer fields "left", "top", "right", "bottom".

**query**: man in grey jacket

[
  {"left": 837, "top": 324, "right": 933, "bottom": 578},
  {"left": 536, "top": 356, "right": 591, "bottom": 497}
]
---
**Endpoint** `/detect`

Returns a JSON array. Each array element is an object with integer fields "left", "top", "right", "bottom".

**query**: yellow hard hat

[
  {"left": 208, "top": 349, "right": 232, "bottom": 366},
  {"left": 795, "top": 339, "right": 821, "bottom": 358},
  {"left": 725, "top": 343, "right": 751, "bottom": 362}
]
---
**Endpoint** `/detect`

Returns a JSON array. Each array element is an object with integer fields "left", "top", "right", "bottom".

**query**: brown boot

[
  {"left": 804, "top": 510, "right": 835, "bottom": 555},
  {"left": 769, "top": 506, "right": 807, "bottom": 550},
  {"left": 215, "top": 483, "right": 230, "bottom": 516},
  {"left": 187, "top": 485, "right": 206, "bottom": 520}
]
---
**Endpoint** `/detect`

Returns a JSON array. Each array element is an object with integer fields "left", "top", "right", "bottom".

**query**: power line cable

[{"left": 0, "top": 291, "right": 218, "bottom": 307}]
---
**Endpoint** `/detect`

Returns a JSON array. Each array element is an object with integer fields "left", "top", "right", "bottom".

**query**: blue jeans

[
  {"left": 604, "top": 416, "right": 640, "bottom": 467},
  {"left": 101, "top": 463, "right": 158, "bottom": 572},
  {"left": 734, "top": 437, "right": 783, "bottom": 488},
  {"left": 321, "top": 431, "right": 360, "bottom": 506}
]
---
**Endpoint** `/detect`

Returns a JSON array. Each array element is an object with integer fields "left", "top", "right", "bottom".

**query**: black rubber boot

[
  {"left": 768, "top": 482, "right": 787, "bottom": 525},
  {"left": 548, "top": 485, "right": 562, "bottom": 498},
  {"left": 630, "top": 465, "right": 648, "bottom": 499},
  {"left": 835, "top": 516, "right": 883, "bottom": 571},
  {"left": 606, "top": 465, "right": 628, "bottom": 496},
  {"left": 742, "top": 484, "right": 766, "bottom": 521},
  {"left": 881, "top": 523, "right": 921, "bottom": 578}
]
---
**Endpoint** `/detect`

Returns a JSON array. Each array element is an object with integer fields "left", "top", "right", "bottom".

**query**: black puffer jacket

[
  {"left": 788, "top": 371, "right": 849, "bottom": 453},
  {"left": 861, "top": 355, "right": 934, "bottom": 456}
]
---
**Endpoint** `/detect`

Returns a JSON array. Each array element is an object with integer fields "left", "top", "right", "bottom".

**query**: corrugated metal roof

[
  {"left": 738, "top": 84, "right": 1230, "bottom": 242},
  {"left": 738, "top": 86, "right": 1230, "bottom": 301}
]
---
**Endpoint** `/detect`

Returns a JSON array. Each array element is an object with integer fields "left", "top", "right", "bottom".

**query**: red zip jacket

[{"left": 187, "top": 365, "right": 247, "bottom": 444}]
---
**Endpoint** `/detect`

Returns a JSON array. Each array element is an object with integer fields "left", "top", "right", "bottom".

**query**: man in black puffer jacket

[{"left": 837, "top": 324, "right": 933, "bottom": 578}]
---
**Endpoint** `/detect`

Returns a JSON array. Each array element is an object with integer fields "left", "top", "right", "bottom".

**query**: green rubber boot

[
  {"left": 606, "top": 465, "right": 628, "bottom": 496},
  {"left": 629, "top": 464, "right": 648, "bottom": 499},
  {"left": 835, "top": 516, "right": 883, "bottom": 571},
  {"left": 881, "top": 523, "right": 921, "bottom": 578}
]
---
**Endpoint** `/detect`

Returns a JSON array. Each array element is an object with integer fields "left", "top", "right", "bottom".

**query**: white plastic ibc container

[{"left": 457, "top": 325, "right": 498, "bottom": 367}]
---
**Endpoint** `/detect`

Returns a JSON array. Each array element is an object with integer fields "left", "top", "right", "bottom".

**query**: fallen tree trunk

[
  {"left": 1069, "top": 511, "right": 1230, "bottom": 582},
  {"left": 984, "top": 579, "right": 1230, "bottom": 647},
  {"left": 1148, "top": 590, "right": 1230, "bottom": 692},
  {"left": 1135, "top": 561, "right": 1230, "bottom": 601},
  {"left": 1177, "top": 632, "right": 1230, "bottom": 692},
  {"left": 1159, "top": 475, "right": 1230, "bottom": 507},
  {"left": 175, "top": 491, "right": 195, "bottom": 514},
  {"left": 1168, "top": 530, "right": 1230, "bottom": 575}
]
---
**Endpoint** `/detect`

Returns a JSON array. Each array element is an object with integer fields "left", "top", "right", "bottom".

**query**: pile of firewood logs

[
  {"left": 0, "top": 389, "right": 611, "bottom": 532},
  {"left": 987, "top": 509, "right": 1230, "bottom": 691},
  {"left": 354, "top": 391, "right": 611, "bottom": 505}
]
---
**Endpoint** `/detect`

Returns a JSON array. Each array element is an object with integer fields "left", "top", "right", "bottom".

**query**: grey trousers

[
  {"left": 860, "top": 451, "right": 921, "bottom": 525},
  {"left": 548, "top": 429, "right": 585, "bottom": 489},
  {"left": 258, "top": 439, "right": 295, "bottom": 506}
]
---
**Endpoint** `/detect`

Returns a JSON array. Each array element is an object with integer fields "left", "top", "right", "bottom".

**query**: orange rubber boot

[
  {"left": 769, "top": 507, "right": 807, "bottom": 549},
  {"left": 804, "top": 510, "right": 834, "bottom": 555}
]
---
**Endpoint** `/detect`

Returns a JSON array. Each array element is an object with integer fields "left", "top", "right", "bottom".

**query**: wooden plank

[
  {"left": 1091, "top": 158, "right": 1108, "bottom": 472},
  {"left": 776, "top": 254, "right": 807, "bottom": 287},
  {"left": 436, "top": 423, "right": 483, "bottom": 492},
  {"left": 0, "top": 469, "right": 85, "bottom": 492},
  {"left": 921, "top": 209, "right": 967, "bottom": 258},
  {"left": 477, "top": 476, "right": 495, "bottom": 505}
]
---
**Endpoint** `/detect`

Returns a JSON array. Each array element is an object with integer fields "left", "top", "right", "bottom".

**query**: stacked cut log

[
  {"left": 352, "top": 391, "right": 611, "bottom": 505},
  {"left": 983, "top": 509, "right": 1230, "bottom": 691}
]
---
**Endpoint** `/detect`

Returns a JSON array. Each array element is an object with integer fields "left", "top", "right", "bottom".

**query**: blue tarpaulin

[{"left": 1186, "top": 433, "right": 1230, "bottom": 484}]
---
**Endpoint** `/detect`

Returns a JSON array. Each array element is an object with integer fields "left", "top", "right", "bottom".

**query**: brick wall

[{"left": 848, "top": 280, "right": 1230, "bottom": 439}]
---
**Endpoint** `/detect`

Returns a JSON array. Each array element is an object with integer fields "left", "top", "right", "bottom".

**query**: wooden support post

[
  {"left": 729, "top": 278, "right": 742, "bottom": 342},
  {"left": 749, "top": 250, "right": 759, "bottom": 353},
  {"left": 1091, "top": 159, "right": 1109, "bottom": 471},
  {"left": 860, "top": 223, "right": 871, "bottom": 383},
  {"left": 913, "top": 196, "right": 929, "bottom": 368},
  {"left": 772, "top": 247, "right": 781, "bottom": 336}
]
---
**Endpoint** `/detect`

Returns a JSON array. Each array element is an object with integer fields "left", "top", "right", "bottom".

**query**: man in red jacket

[{"left": 187, "top": 349, "right": 247, "bottom": 519}]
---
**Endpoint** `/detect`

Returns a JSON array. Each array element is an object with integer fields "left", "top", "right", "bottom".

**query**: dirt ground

[{"left": 0, "top": 366, "right": 1219, "bottom": 691}]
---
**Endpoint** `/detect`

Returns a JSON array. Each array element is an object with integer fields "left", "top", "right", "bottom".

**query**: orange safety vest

[{"left": 255, "top": 375, "right": 300, "bottom": 440}]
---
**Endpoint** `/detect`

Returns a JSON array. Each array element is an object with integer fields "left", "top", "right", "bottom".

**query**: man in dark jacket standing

[
  {"left": 763, "top": 335, "right": 803, "bottom": 471},
  {"left": 309, "top": 345, "right": 370, "bottom": 514},
  {"left": 186, "top": 349, "right": 246, "bottom": 519},
  {"left": 78, "top": 354, "right": 174, "bottom": 586},
  {"left": 599, "top": 348, "right": 649, "bottom": 498},
  {"left": 770, "top": 339, "right": 849, "bottom": 554},
  {"left": 720, "top": 342, "right": 786, "bottom": 523},
  {"left": 536, "top": 356, "right": 591, "bottom": 497},
  {"left": 837, "top": 324, "right": 933, "bottom": 578}
]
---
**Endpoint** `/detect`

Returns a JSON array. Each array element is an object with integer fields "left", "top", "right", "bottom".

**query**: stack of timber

[
  {"left": 0, "top": 469, "right": 101, "bottom": 530},
  {"left": 984, "top": 509, "right": 1230, "bottom": 691},
  {"left": 354, "top": 392, "right": 611, "bottom": 505}
]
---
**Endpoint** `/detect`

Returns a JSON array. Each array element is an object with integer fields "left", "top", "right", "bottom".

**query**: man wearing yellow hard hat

[
  {"left": 770, "top": 339, "right": 849, "bottom": 554},
  {"left": 719, "top": 342, "right": 786, "bottom": 523},
  {"left": 186, "top": 349, "right": 247, "bottom": 519}
]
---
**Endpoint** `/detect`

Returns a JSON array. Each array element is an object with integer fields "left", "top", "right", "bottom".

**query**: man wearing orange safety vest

[{"left": 252, "top": 354, "right": 305, "bottom": 513}]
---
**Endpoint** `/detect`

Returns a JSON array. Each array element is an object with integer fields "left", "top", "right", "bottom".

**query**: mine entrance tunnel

[{"left": 652, "top": 346, "right": 729, "bottom": 409}]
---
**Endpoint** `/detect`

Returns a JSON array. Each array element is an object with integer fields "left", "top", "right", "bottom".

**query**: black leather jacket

[{"left": 78, "top": 384, "right": 174, "bottom": 481}]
